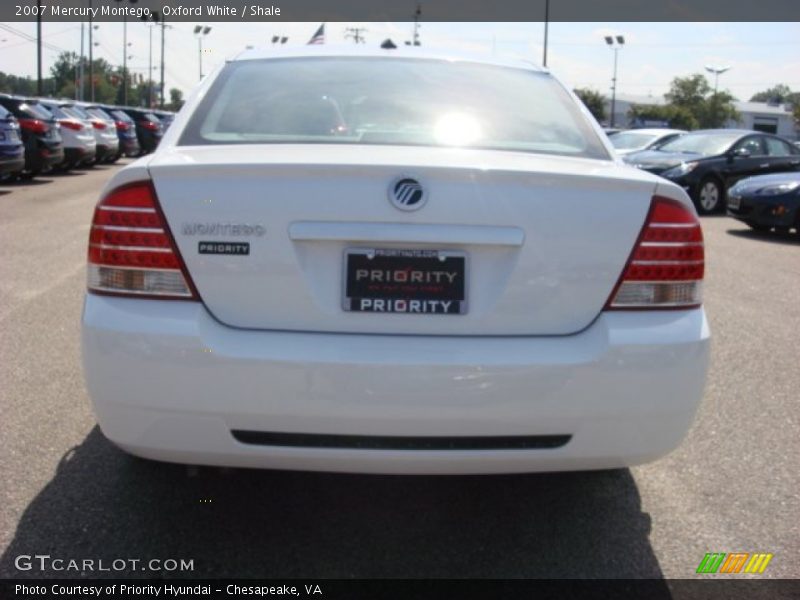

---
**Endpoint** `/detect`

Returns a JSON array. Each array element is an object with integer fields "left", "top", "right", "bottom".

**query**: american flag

[{"left": 307, "top": 23, "right": 325, "bottom": 45}]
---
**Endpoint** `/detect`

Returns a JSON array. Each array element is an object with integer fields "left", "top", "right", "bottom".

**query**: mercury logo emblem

[{"left": 389, "top": 177, "right": 427, "bottom": 211}]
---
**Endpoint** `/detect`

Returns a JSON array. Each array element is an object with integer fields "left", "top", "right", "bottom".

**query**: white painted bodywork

[{"left": 82, "top": 47, "right": 710, "bottom": 473}]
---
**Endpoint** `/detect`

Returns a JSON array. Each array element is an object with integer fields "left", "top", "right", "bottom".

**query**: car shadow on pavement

[
  {"left": 726, "top": 228, "right": 799, "bottom": 245},
  {"left": 50, "top": 170, "right": 87, "bottom": 178},
  {"left": 0, "top": 427, "right": 667, "bottom": 581},
  {"left": 2, "top": 178, "right": 54, "bottom": 187}
]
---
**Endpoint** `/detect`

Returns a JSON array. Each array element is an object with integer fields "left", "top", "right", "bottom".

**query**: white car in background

[
  {"left": 608, "top": 128, "right": 686, "bottom": 156},
  {"left": 81, "top": 46, "right": 710, "bottom": 474},
  {"left": 37, "top": 99, "right": 97, "bottom": 169},
  {"left": 65, "top": 103, "right": 119, "bottom": 163}
]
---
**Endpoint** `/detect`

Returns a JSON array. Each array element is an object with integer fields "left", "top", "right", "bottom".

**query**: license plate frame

[
  {"left": 728, "top": 195, "right": 741, "bottom": 210},
  {"left": 343, "top": 248, "right": 467, "bottom": 315}
]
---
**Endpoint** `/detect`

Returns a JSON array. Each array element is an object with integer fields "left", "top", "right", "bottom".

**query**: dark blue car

[
  {"left": 0, "top": 103, "right": 25, "bottom": 180},
  {"left": 727, "top": 172, "right": 800, "bottom": 234}
]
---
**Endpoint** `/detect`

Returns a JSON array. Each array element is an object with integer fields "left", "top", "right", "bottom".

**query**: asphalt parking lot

[{"left": 0, "top": 161, "right": 798, "bottom": 580}]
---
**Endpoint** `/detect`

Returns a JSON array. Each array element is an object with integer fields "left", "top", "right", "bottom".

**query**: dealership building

[{"left": 605, "top": 93, "right": 798, "bottom": 139}]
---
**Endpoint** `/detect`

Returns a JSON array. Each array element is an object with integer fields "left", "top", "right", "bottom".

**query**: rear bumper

[
  {"left": 81, "top": 296, "right": 710, "bottom": 474},
  {"left": 65, "top": 146, "right": 96, "bottom": 164},
  {"left": 0, "top": 154, "right": 24, "bottom": 174}
]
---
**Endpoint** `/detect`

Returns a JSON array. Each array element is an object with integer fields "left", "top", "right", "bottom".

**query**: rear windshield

[
  {"left": 63, "top": 105, "right": 90, "bottom": 120},
  {"left": 16, "top": 102, "right": 53, "bottom": 120},
  {"left": 610, "top": 132, "right": 661, "bottom": 150},
  {"left": 111, "top": 110, "right": 133, "bottom": 122},
  {"left": 0, "top": 105, "right": 11, "bottom": 119},
  {"left": 41, "top": 104, "right": 71, "bottom": 120},
  {"left": 658, "top": 132, "right": 742, "bottom": 156},
  {"left": 180, "top": 57, "right": 608, "bottom": 159},
  {"left": 87, "top": 107, "right": 112, "bottom": 121}
]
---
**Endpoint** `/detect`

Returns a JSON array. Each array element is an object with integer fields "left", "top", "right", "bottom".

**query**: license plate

[
  {"left": 728, "top": 195, "right": 741, "bottom": 210},
  {"left": 344, "top": 248, "right": 466, "bottom": 315}
]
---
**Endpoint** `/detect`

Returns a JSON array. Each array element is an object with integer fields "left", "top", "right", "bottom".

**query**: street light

[
  {"left": 604, "top": 34, "right": 625, "bottom": 128},
  {"left": 705, "top": 65, "right": 731, "bottom": 127},
  {"left": 194, "top": 25, "right": 211, "bottom": 81}
]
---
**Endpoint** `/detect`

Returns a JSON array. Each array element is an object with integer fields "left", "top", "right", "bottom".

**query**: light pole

[
  {"left": 542, "top": 0, "right": 549, "bottom": 67},
  {"left": 705, "top": 65, "right": 731, "bottom": 127},
  {"left": 194, "top": 25, "right": 211, "bottom": 81},
  {"left": 604, "top": 35, "right": 625, "bottom": 128}
]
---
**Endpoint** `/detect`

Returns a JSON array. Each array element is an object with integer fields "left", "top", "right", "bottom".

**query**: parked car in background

[
  {"left": 608, "top": 128, "right": 686, "bottom": 156},
  {"left": 0, "top": 103, "right": 25, "bottom": 180},
  {"left": 37, "top": 99, "right": 97, "bottom": 169},
  {"left": 727, "top": 171, "right": 800, "bottom": 234},
  {"left": 98, "top": 105, "right": 140, "bottom": 158},
  {"left": 117, "top": 107, "right": 163, "bottom": 154},
  {"left": 153, "top": 110, "right": 176, "bottom": 131},
  {"left": 63, "top": 103, "right": 119, "bottom": 163},
  {"left": 0, "top": 94, "right": 64, "bottom": 179},
  {"left": 82, "top": 47, "right": 710, "bottom": 474},
  {"left": 623, "top": 129, "right": 800, "bottom": 214}
]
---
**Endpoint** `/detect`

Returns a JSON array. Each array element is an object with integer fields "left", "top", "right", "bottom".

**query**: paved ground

[{"left": 0, "top": 162, "right": 797, "bottom": 579}]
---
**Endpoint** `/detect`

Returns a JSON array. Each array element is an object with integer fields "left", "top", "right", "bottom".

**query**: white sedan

[{"left": 81, "top": 46, "right": 709, "bottom": 474}]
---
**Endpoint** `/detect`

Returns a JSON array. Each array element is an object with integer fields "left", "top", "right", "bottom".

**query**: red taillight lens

[
  {"left": 115, "top": 120, "right": 130, "bottom": 131},
  {"left": 605, "top": 196, "right": 704, "bottom": 310},
  {"left": 140, "top": 120, "right": 159, "bottom": 131},
  {"left": 59, "top": 119, "right": 83, "bottom": 131},
  {"left": 87, "top": 181, "right": 198, "bottom": 300},
  {"left": 18, "top": 118, "right": 48, "bottom": 134},
  {"left": 91, "top": 120, "right": 107, "bottom": 130}
]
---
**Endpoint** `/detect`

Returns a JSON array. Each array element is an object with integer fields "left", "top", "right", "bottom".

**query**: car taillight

[
  {"left": 91, "top": 121, "right": 107, "bottom": 130},
  {"left": 115, "top": 120, "right": 130, "bottom": 131},
  {"left": 605, "top": 196, "right": 704, "bottom": 310},
  {"left": 18, "top": 118, "right": 48, "bottom": 134},
  {"left": 59, "top": 119, "right": 83, "bottom": 131},
  {"left": 140, "top": 120, "right": 159, "bottom": 131},
  {"left": 87, "top": 180, "right": 198, "bottom": 300}
]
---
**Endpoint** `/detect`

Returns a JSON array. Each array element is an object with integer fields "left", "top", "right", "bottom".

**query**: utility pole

[
  {"left": 122, "top": 17, "right": 128, "bottom": 104},
  {"left": 79, "top": 22, "right": 84, "bottom": 100},
  {"left": 411, "top": 3, "right": 421, "bottom": 46},
  {"left": 89, "top": 0, "right": 94, "bottom": 101},
  {"left": 542, "top": 0, "right": 549, "bottom": 67},
  {"left": 148, "top": 23, "right": 153, "bottom": 107},
  {"left": 604, "top": 35, "right": 625, "bottom": 128},
  {"left": 344, "top": 27, "right": 367, "bottom": 44},
  {"left": 194, "top": 26, "right": 211, "bottom": 81},
  {"left": 36, "top": 0, "right": 42, "bottom": 95},
  {"left": 705, "top": 65, "right": 731, "bottom": 127},
  {"left": 160, "top": 17, "right": 166, "bottom": 108}
]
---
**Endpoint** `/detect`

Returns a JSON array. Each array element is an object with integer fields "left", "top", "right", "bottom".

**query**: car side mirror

[{"left": 732, "top": 147, "right": 751, "bottom": 158}]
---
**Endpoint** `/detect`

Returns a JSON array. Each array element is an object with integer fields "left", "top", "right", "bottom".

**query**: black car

[
  {"left": 117, "top": 107, "right": 163, "bottom": 154},
  {"left": 0, "top": 103, "right": 25, "bottom": 180},
  {"left": 624, "top": 129, "right": 800, "bottom": 214},
  {"left": 0, "top": 95, "right": 64, "bottom": 179},
  {"left": 98, "top": 105, "right": 141, "bottom": 158},
  {"left": 727, "top": 172, "right": 800, "bottom": 234},
  {"left": 152, "top": 110, "right": 175, "bottom": 131}
]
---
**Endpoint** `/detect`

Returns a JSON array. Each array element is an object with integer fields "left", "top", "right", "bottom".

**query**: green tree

[
  {"left": 573, "top": 88, "right": 606, "bottom": 122},
  {"left": 168, "top": 88, "right": 184, "bottom": 111},
  {"left": 665, "top": 73, "right": 738, "bottom": 129},
  {"left": 0, "top": 71, "right": 47, "bottom": 96},
  {"left": 628, "top": 104, "right": 698, "bottom": 131},
  {"left": 750, "top": 84, "right": 800, "bottom": 127},
  {"left": 750, "top": 84, "right": 794, "bottom": 104}
]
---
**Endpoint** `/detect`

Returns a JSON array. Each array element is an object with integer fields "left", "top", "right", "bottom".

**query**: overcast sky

[{"left": 0, "top": 21, "right": 798, "bottom": 102}]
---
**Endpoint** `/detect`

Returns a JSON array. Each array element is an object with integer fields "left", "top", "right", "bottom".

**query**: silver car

[
  {"left": 64, "top": 103, "right": 119, "bottom": 163},
  {"left": 37, "top": 99, "right": 96, "bottom": 169}
]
